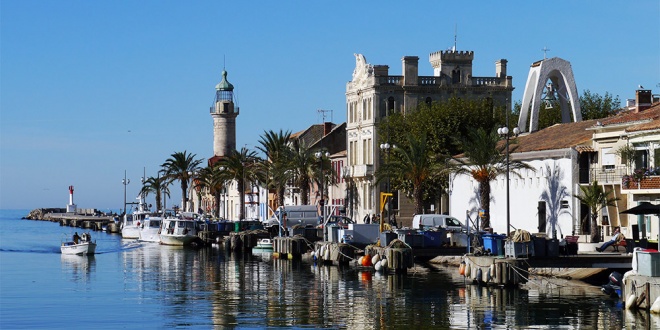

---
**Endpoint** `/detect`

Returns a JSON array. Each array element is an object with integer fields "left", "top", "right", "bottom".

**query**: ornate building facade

[{"left": 345, "top": 49, "right": 513, "bottom": 226}]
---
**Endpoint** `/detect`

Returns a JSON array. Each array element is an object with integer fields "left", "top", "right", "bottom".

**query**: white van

[
  {"left": 412, "top": 214, "right": 465, "bottom": 232},
  {"left": 263, "top": 205, "right": 320, "bottom": 229}
]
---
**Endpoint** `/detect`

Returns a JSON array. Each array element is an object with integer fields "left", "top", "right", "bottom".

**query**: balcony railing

[
  {"left": 579, "top": 165, "right": 660, "bottom": 191},
  {"left": 579, "top": 165, "right": 628, "bottom": 184}
]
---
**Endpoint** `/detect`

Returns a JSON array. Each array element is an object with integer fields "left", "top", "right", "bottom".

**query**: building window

[{"left": 425, "top": 97, "right": 432, "bottom": 106}]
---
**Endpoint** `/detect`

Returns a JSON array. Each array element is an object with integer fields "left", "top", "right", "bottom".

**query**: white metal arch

[{"left": 518, "top": 57, "right": 582, "bottom": 133}]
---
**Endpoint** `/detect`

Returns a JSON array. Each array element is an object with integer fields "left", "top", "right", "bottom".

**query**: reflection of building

[{"left": 346, "top": 50, "right": 513, "bottom": 226}]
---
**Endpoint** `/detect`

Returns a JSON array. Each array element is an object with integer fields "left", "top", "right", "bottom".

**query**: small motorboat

[
  {"left": 61, "top": 232, "right": 96, "bottom": 255},
  {"left": 256, "top": 238, "right": 273, "bottom": 249}
]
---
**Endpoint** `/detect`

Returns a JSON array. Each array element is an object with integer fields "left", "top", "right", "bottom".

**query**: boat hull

[
  {"left": 159, "top": 234, "right": 197, "bottom": 246},
  {"left": 61, "top": 242, "right": 96, "bottom": 255},
  {"left": 122, "top": 226, "right": 140, "bottom": 239}
]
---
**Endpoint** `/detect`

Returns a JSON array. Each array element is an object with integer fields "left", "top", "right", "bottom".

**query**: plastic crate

[{"left": 505, "top": 240, "right": 534, "bottom": 258}]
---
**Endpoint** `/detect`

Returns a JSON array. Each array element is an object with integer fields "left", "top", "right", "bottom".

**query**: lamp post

[
  {"left": 379, "top": 142, "right": 394, "bottom": 226},
  {"left": 122, "top": 170, "right": 130, "bottom": 216},
  {"left": 497, "top": 124, "right": 520, "bottom": 238},
  {"left": 315, "top": 150, "right": 329, "bottom": 239}
]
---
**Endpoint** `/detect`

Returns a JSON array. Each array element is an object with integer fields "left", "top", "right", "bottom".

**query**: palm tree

[
  {"left": 161, "top": 151, "right": 203, "bottom": 212},
  {"left": 377, "top": 133, "right": 444, "bottom": 216},
  {"left": 574, "top": 180, "right": 619, "bottom": 243},
  {"left": 197, "top": 163, "right": 229, "bottom": 218},
  {"left": 258, "top": 129, "right": 293, "bottom": 210},
  {"left": 219, "top": 147, "right": 260, "bottom": 220},
  {"left": 452, "top": 128, "right": 532, "bottom": 230},
  {"left": 140, "top": 175, "right": 170, "bottom": 213},
  {"left": 290, "top": 140, "right": 316, "bottom": 205}
]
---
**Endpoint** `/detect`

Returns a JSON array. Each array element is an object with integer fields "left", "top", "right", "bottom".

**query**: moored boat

[
  {"left": 139, "top": 216, "right": 163, "bottom": 243},
  {"left": 122, "top": 195, "right": 153, "bottom": 239},
  {"left": 256, "top": 238, "right": 273, "bottom": 249},
  {"left": 160, "top": 212, "right": 199, "bottom": 246},
  {"left": 61, "top": 232, "right": 96, "bottom": 255}
]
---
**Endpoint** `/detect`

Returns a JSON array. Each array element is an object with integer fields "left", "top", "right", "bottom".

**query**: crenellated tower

[{"left": 210, "top": 70, "right": 239, "bottom": 157}]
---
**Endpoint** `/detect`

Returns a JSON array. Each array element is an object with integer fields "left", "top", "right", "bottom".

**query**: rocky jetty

[{"left": 23, "top": 208, "right": 66, "bottom": 220}]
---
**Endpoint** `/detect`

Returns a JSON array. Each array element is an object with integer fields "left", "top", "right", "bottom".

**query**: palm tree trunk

[
  {"left": 214, "top": 192, "right": 221, "bottom": 219},
  {"left": 479, "top": 181, "right": 491, "bottom": 230},
  {"left": 590, "top": 213, "right": 599, "bottom": 243},
  {"left": 181, "top": 182, "right": 188, "bottom": 212},
  {"left": 238, "top": 180, "right": 245, "bottom": 220},
  {"left": 413, "top": 186, "right": 424, "bottom": 215}
]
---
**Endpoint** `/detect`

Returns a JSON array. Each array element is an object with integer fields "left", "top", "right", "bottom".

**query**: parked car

[
  {"left": 412, "top": 214, "right": 466, "bottom": 232},
  {"left": 319, "top": 215, "right": 354, "bottom": 229},
  {"left": 262, "top": 205, "right": 321, "bottom": 230}
]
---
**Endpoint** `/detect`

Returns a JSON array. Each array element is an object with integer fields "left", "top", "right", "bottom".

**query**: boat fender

[
  {"left": 459, "top": 262, "right": 466, "bottom": 276},
  {"left": 357, "top": 256, "right": 363, "bottom": 266},
  {"left": 464, "top": 263, "right": 471, "bottom": 278},
  {"left": 380, "top": 258, "right": 387, "bottom": 269},
  {"left": 324, "top": 247, "right": 330, "bottom": 260},
  {"left": 476, "top": 268, "right": 483, "bottom": 283},
  {"left": 489, "top": 264, "right": 496, "bottom": 282},
  {"left": 375, "top": 261, "right": 382, "bottom": 272},
  {"left": 651, "top": 297, "right": 660, "bottom": 314},
  {"left": 625, "top": 293, "right": 637, "bottom": 310},
  {"left": 372, "top": 254, "right": 380, "bottom": 265}
]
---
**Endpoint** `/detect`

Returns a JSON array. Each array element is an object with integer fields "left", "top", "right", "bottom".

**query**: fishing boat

[
  {"left": 122, "top": 194, "right": 153, "bottom": 239},
  {"left": 138, "top": 216, "right": 163, "bottom": 243},
  {"left": 61, "top": 232, "right": 96, "bottom": 255},
  {"left": 159, "top": 212, "right": 199, "bottom": 246},
  {"left": 256, "top": 238, "right": 273, "bottom": 249}
]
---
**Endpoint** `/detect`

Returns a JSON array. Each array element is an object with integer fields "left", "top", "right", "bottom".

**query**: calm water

[{"left": 0, "top": 209, "right": 656, "bottom": 329}]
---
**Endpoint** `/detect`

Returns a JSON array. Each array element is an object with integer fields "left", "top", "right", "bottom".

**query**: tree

[
  {"left": 290, "top": 140, "right": 316, "bottom": 205},
  {"left": 197, "top": 163, "right": 229, "bottom": 218},
  {"left": 161, "top": 151, "right": 203, "bottom": 212},
  {"left": 258, "top": 129, "right": 293, "bottom": 209},
  {"left": 377, "top": 133, "right": 445, "bottom": 216},
  {"left": 580, "top": 90, "right": 621, "bottom": 120},
  {"left": 378, "top": 98, "right": 505, "bottom": 211},
  {"left": 451, "top": 128, "right": 532, "bottom": 230},
  {"left": 218, "top": 147, "right": 260, "bottom": 220},
  {"left": 574, "top": 180, "right": 619, "bottom": 243},
  {"left": 140, "top": 175, "right": 170, "bottom": 213}
]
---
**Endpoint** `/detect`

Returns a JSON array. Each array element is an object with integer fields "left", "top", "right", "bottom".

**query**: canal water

[{"left": 0, "top": 209, "right": 657, "bottom": 329}]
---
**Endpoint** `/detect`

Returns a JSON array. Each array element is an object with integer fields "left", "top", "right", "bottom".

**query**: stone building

[{"left": 345, "top": 49, "right": 513, "bottom": 226}]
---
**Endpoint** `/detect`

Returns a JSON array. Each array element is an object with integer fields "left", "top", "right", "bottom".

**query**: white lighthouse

[{"left": 66, "top": 185, "right": 77, "bottom": 213}]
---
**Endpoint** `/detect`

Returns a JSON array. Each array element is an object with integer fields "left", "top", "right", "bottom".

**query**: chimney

[
  {"left": 324, "top": 122, "right": 333, "bottom": 136},
  {"left": 402, "top": 56, "right": 419, "bottom": 86},
  {"left": 496, "top": 59, "right": 508, "bottom": 78},
  {"left": 636, "top": 89, "right": 652, "bottom": 112}
]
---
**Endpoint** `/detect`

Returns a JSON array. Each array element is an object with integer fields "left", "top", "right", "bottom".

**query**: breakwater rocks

[{"left": 23, "top": 208, "right": 66, "bottom": 220}]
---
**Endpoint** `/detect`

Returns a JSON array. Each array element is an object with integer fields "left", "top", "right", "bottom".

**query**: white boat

[
  {"left": 61, "top": 233, "right": 96, "bottom": 255},
  {"left": 256, "top": 238, "right": 273, "bottom": 249},
  {"left": 138, "top": 216, "right": 163, "bottom": 243},
  {"left": 159, "top": 212, "right": 199, "bottom": 246},
  {"left": 122, "top": 194, "right": 153, "bottom": 239}
]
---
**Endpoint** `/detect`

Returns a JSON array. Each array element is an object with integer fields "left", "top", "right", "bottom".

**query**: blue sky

[{"left": 1, "top": 1, "right": 659, "bottom": 211}]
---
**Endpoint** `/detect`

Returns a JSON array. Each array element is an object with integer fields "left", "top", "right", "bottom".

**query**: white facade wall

[{"left": 449, "top": 155, "right": 578, "bottom": 237}]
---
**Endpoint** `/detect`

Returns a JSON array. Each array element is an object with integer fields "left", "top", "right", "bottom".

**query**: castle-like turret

[{"left": 210, "top": 70, "right": 239, "bottom": 157}]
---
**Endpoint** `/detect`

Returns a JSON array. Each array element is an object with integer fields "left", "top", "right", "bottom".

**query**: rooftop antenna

[
  {"left": 223, "top": 54, "right": 226, "bottom": 70},
  {"left": 453, "top": 24, "right": 457, "bottom": 51},
  {"left": 542, "top": 47, "right": 550, "bottom": 60},
  {"left": 318, "top": 109, "right": 332, "bottom": 123}
]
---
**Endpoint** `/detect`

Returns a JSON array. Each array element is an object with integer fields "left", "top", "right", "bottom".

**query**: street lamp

[
  {"left": 315, "top": 150, "right": 329, "bottom": 238},
  {"left": 122, "top": 170, "right": 130, "bottom": 216},
  {"left": 379, "top": 143, "right": 394, "bottom": 226},
  {"left": 497, "top": 125, "right": 520, "bottom": 238}
]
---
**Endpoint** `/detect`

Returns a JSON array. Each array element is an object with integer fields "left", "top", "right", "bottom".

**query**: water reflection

[{"left": 60, "top": 254, "right": 95, "bottom": 282}]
